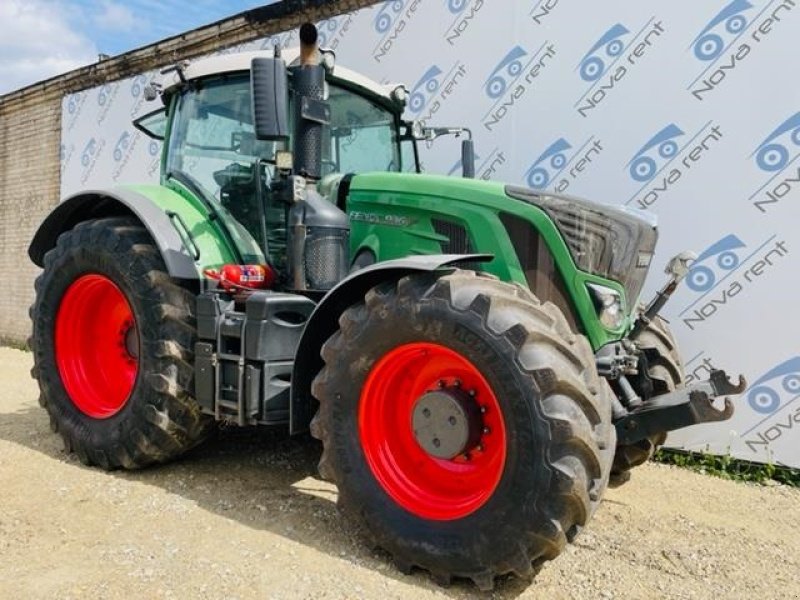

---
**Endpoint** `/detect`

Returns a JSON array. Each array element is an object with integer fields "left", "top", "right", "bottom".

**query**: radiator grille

[{"left": 432, "top": 219, "right": 473, "bottom": 254}]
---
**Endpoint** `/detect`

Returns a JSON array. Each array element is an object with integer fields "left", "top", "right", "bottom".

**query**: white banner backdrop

[{"left": 60, "top": 0, "right": 800, "bottom": 468}]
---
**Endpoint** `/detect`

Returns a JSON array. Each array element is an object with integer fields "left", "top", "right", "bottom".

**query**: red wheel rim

[
  {"left": 359, "top": 342, "right": 507, "bottom": 521},
  {"left": 55, "top": 274, "right": 139, "bottom": 419}
]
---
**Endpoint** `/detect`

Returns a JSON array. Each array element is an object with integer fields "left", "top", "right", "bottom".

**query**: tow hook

[{"left": 615, "top": 369, "right": 746, "bottom": 445}]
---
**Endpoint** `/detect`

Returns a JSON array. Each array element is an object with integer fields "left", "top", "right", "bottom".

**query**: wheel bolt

[
  {"left": 463, "top": 452, "right": 471, "bottom": 461},
  {"left": 454, "top": 379, "right": 462, "bottom": 388},
  {"left": 468, "top": 389, "right": 477, "bottom": 397},
  {"left": 480, "top": 406, "right": 487, "bottom": 414},
  {"left": 483, "top": 426, "right": 490, "bottom": 435},
  {"left": 438, "top": 380, "right": 446, "bottom": 389},
  {"left": 477, "top": 443, "right": 484, "bottom": 452}
]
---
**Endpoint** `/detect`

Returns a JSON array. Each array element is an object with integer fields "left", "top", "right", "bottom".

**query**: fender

[
  {"left": 29, "top": 186, "right": 239, "bottom": 279},
  {"left": 289, "top": 253, "right": 492, "bottom": 434}
]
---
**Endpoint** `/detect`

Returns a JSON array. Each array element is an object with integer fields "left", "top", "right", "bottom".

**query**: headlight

[
  {"left": 505, "top": 186, "right": 658, "bottom": 307},
  {"left": 587, "top": 283, "right": 624, "bottom": 329}
]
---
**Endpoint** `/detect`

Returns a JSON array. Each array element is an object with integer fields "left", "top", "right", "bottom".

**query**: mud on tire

[
  {"left": 310, "top": 270, "right": 615, "bottom": 589},
  {"left": 30, "top": 217, "right": 213, "bottom": 469}
]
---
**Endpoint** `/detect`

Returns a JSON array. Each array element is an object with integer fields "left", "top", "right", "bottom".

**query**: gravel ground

[{"left": 1, "top": 346, "right": 799, "bottom": 599}]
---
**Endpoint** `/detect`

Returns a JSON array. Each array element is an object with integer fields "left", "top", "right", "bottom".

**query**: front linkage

[
  {"left": 615, "top": 369, "right": 744, "bottom": 446},
  {"left": 599, "top": 250, "right": 745, "bottom": 457}
]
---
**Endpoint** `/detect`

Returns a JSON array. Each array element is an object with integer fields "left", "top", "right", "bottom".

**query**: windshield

[{"left": 323, "top": 85, "right": 403, "bottom": 175}]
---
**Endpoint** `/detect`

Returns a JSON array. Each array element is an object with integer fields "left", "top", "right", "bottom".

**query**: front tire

[
  {"left": 310, "top": 270, "right": 614, "bottom": 589},
  {"left": 30, "top": 217, "right": 213, "bottom": 469}
]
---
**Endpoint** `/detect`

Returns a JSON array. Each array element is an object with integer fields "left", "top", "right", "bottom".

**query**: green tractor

[{"left": 28, "top": 24, "right": 745, "bottom": 589}]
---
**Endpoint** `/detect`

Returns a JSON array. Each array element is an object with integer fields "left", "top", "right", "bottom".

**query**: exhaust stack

[
  {"left": 293, "top": 23, "right": 326, "bottom": 180},
  {"left": 286, "top": 23, "right": 348, "bottom": 292}
]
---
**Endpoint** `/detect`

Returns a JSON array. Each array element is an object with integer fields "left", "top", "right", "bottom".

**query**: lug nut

[
  {"left": 438, "top": 380, "right": 446, "bottom": 389},
  {"left": 483, "top": 426, "right": 491, "bottom": 435},
  {"left": 468, "top": 389, "right": 477, "bottom": 397},
  {"left": 480, "top": 406, "right": 487, "bottom": 414},
  {"left": 454, "top": 379, "right": 462, "bottom": 388}
]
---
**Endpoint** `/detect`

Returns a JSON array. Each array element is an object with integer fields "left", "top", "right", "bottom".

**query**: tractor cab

[{"left": 135, "top": 46, "right": 417, "bottom": 270}]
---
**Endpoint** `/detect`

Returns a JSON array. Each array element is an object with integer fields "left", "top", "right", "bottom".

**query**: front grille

[
  {"left": 500, "top": 213, "right": 580, "bottom": 333},
  {"left": 305, "top": 228, "right": 349, "bottom": 290},
  {"left": 432, "top": 219, "right": 473, "bottom": 254},
  {"left": 505, "top": 186, "right": 657, "bottom": 306}
]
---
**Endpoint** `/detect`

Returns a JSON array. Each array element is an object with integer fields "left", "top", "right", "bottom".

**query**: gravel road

[{"left": 1, "top": 346, "right": 798, "bottom": 599}]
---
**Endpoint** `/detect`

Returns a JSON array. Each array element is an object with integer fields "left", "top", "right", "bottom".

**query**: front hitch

[{"left": 615, "top": 369, "right": 746, "bottom": 445}]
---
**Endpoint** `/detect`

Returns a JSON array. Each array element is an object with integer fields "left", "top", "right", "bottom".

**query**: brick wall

[{"left": 0, "top": 0, "right": 378, "bottom": 346}]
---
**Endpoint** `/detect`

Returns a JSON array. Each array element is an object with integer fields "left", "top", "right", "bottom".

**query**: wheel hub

[
  {"left": 412, "top": 387, "right": 482, "bottom": 459},
  {"left": 358, "top": 342, "right": 507, "bottom": 521},
  {"left": 54, "top": 274, "right": 139, "bottom": 419}
]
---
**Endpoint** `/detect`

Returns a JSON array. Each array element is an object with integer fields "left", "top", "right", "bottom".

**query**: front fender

[
  {"left": 289, "top": 253, "right": 491, "bottom": 434},
  {"left": 28, "top": 186, "right": 238, "bottom": 279}
]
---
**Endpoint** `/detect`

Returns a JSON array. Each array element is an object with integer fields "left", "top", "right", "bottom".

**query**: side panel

[{"left": 29, "top": 185, "right": 239, "bottom": 278}]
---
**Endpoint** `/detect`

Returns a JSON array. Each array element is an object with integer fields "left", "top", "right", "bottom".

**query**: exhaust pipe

[
  {"left": 293, "top": 23, "right": 326, "bottom": 180},
  {"left": 286, "top": 23, "right": 349, "bottom": 292}
]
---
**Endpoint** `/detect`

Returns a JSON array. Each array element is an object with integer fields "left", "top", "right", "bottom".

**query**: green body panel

[
  {"left": 120, "top": 183, "right": 242, "bottom": 274},
  {"left": 346, "top": 172, "right": 631, "bottom": 350}
]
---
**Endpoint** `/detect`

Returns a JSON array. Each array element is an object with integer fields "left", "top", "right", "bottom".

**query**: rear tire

[
  {"left": 310, "top": 270, "right": 614, "bottom": 589},
  {"left": 611, "top": 316, "right": 685, "bottom": 482},
  {"left": 30, "top": 217, "right": 213, "bottom": 469}
]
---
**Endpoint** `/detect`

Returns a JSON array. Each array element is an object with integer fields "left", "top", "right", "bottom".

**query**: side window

[{"left": 133, "top": 107, "right": 167, "bottom": 140}]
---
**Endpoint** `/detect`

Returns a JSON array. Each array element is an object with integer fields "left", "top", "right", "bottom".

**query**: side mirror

[
  {"left": 461, "top": 139, "right": 475, "bottom": 178},
  {"left": 251, "top": 57, "right": 289, "bottom": 141}
]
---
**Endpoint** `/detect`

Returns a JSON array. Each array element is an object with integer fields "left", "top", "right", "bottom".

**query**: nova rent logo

[
  {"left": 80, "top": 136, "right": 106, "bottom": 185},
  {"left": 624, "top": 121, "right": 723, "bottom": 209},
  {"left": 112, "top": 130, "right": 141, "bottom": 181},
  {"left": 531, "top": 0, "right": 561, "bottom": 25},
  {"left": 444, "top": 0, "right": 486, "bottom": 46},
  {"left": 64, "top": 92, "right": 87, "bottom": 132},
  {"left": 684, "top": 350, "right": 718, "bottom": 385},
  {"left": 129, "top": 73, "right": 154, "bottom": 117},
  {"left": 688, "top": 0, "right": 797, "bottom": 101},
  {"left": 448, "top": 147, "right": 508, "bottom": 180},
  {"left": 147, "top": 140, "right": 162, "bottom": 178},
  {"left": 481, "top": 43, "right": 556, "bottom": 132},
  {"left": 677, "top": 233, "right": 787, "bottom": 331},
  {"left": 408, "top": 62, "right": 467, "bottom": 126},
  {"left": 522, "top": 135, "right": 603, "bottom": 193},
  {"left": 742, "top": 357, "right": 800, "bottom": 453},
  {"left": 575, "top": 18, "right": 665, "bottom": 118},
  {"left": 60, "top": 143, "right": 75, "bottom": 176},
  {"left": 372, "top": 0, "right": 423, "bottom": 62},
  {"left": 317, "top": 15, "right": 354, "bottom": 50},
  {"left": 96, "top": 83, "right": 120, "bottom": 125},
  {"left": 260, "top": 31, "right": 296, "bottom": 51},
  {"left": 748, "top": 112, "right": 800, "bottom": 213}
]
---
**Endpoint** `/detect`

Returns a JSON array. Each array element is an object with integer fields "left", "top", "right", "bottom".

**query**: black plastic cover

[{"left": 251, "top": 57, "right": 289, "bottom": 141}]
